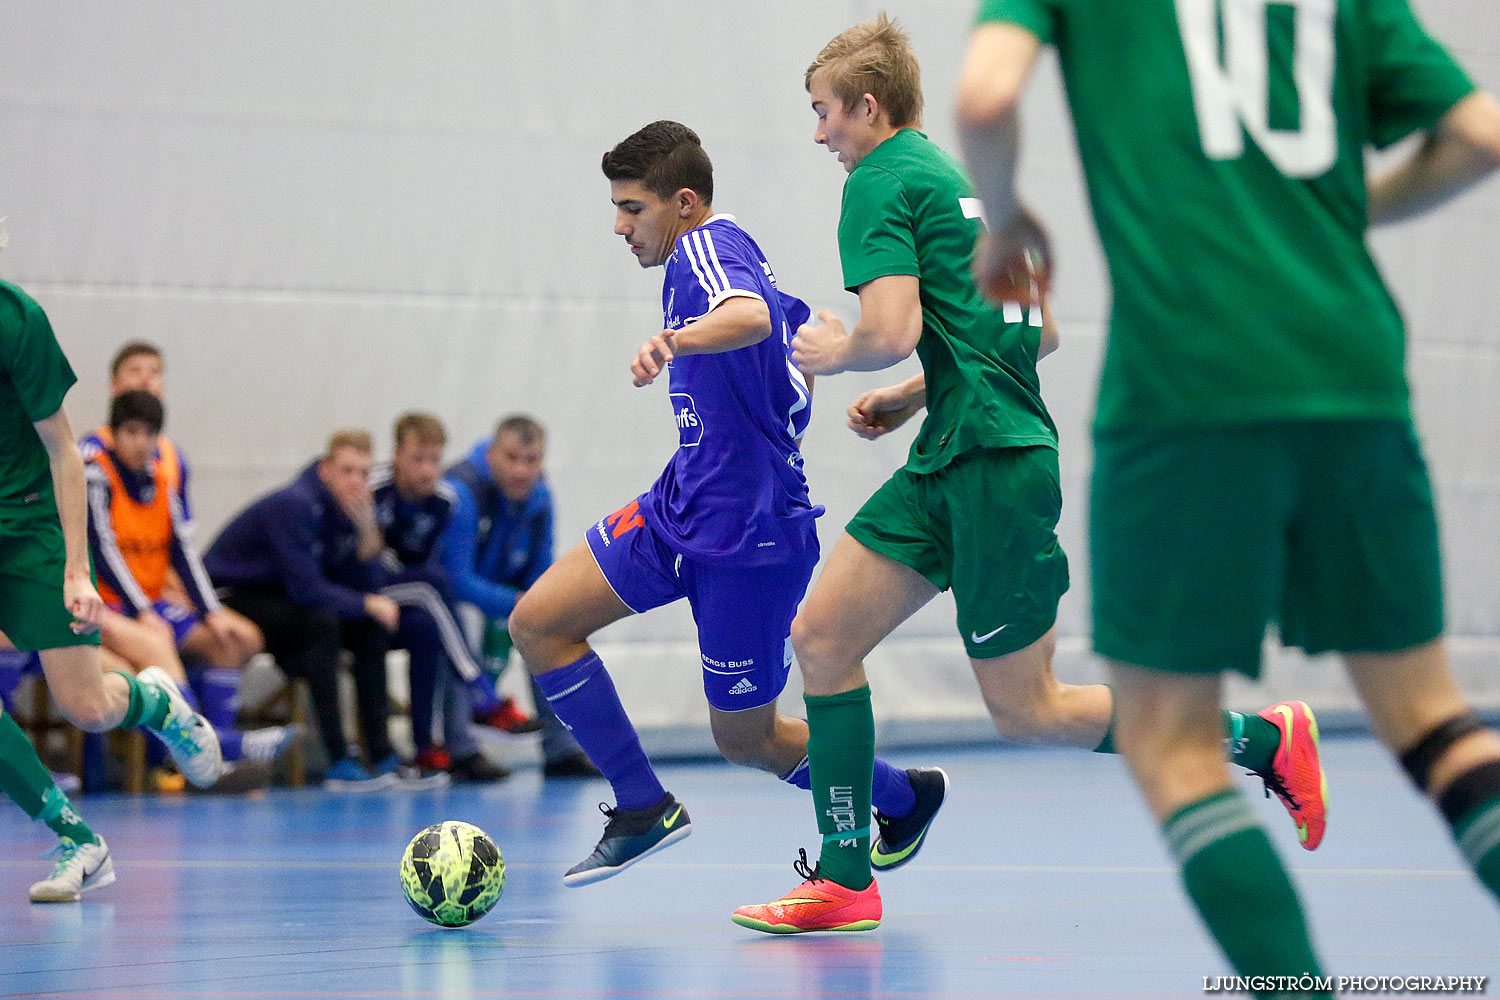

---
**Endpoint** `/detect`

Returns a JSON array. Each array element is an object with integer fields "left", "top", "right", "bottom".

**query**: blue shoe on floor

[{"left": 323, "top": 755, "right": 397, "bottom": 792}]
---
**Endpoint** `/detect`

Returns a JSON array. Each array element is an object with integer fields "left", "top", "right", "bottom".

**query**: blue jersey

[
  {"left": 370, "top": 462, "right": 455, "bottom": 571},
  {"left": 644, "top": 214, "right": 821, "bottom": 566}
]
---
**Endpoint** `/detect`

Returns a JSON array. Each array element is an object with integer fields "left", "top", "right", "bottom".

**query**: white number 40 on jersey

[{"left": 1176, "top": 0, "right": 1337, "bottom": 178}]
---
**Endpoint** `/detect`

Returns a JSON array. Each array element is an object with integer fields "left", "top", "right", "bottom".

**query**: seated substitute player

[
  {"left": 0, "top": 261, "right": 221, "bottom": 903},
  {"left": 441, "top": 417, "right": 599, "bottom": 776},
  {"left": 508, "top": 120, "right": 943, "bottom": 887},
  {"left": 734, "top": 15, "right": 1324, "bottom": 935},
  {"left": 82, "top": 390, "right": 299, "bottom": 777},
  {"left": 205, "top": 430, "right": 405, "bottom": 790},
  {"left": 95, "top": 342, "right": 221, "bottom": 613},
  {"left": 372, "top": 411, "right": 508, "bottom": 783},
  {"left": 955, "top": 0, "right": 1500, "bottom": 987}
]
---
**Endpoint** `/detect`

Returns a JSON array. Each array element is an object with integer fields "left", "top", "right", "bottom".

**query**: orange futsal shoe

[
  {"left": 1257, "top": 700, "right": 1329, "bottom": 851},
  {"left": 732, "top": 850, "right": 882, "bottom": 934}
]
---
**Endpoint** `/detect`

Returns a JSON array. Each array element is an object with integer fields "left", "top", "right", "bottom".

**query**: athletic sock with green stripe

[
  {"left": 1163, "top": 789, "right": 1327, "bottom": 996},
  {"left": 0, "top": 707, "right": 99, "bottom": 845},
  {"left": 114, "top": 669, "right": 170, "bottom": 731},
  {"left": 1226, "top": 711, "right": 1281, "bottom": 775},
  {"left": 806, "top": 685, "right": 875, "bottom": 891},
  {"left": 1438, "top": 761, "right": 1500, "bottom": 901}
]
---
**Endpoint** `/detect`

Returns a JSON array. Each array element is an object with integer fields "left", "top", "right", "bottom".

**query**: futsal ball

[{"left": 399, "top": 821, "right": 505, "bottom": 927}]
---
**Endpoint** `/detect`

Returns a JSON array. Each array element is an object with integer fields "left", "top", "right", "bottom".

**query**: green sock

[
  {"left": 1227, "top": 712, "right": 1280, "bottom": 774},
  {"left": 806, "top": 685, "right": 875, "bottom": 891},
  {"left": 1164, "top": 790, "right": 1327, "bottom": 996},
  {"left": 1452, "top": 791, "right": 1500, "bottom": 901},
  {"left": 1092, "top": 699, "right": 1279, "bottom": 775},
  {"left": 115, "top": 669, "right": 170, "bottom": 730},
  {"left": 0, "top": 708, "right": 98, "bottom": 845}
]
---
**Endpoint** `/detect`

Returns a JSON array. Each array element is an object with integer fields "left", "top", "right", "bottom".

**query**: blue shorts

[
  {"left": 586, "top": 497, "right": 818, "bottom": 712},
  {"left": 108, "top": 600, "right": 201, "bottom": 647},
  {"left": 155, "top": 601, "right": 201, "bottom": 646}
]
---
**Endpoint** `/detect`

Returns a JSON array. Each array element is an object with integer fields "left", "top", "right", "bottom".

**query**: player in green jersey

[
  {"left": 0, "top": 224, "right": 224, "bottom": 902},
  {"left": 956, "top": 0, "right": 1500, "bottom": 988},
  {"left": 732, "top": 12, "right": 1323, "bottom": 936}
]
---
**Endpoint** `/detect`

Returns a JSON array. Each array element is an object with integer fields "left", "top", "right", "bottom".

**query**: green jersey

[
  {"left": 838, "top": 128, "right": 1056, "bottom": 474},
  {"left": 978, "top": 0, "right": 1474, "bottom": 430},
  {"left": 0, "top": 279, "right": 76, "bottom": 519}
]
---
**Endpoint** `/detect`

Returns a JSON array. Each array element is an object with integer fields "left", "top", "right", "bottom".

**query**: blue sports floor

[{"left": 3, "top": 737, "right": 1496, "bottom": 999}]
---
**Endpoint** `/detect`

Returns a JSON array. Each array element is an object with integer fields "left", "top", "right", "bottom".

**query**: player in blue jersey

[{"left": 508, "top": 121, "right": 945, "bottom": 887}]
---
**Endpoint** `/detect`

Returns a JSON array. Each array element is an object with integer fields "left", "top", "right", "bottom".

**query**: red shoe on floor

[
  {"left": 732, "top": 849, "right": 882, "bottom": 934},
  {"left": 474, "top": 697, "right": 545, "bottom": 734},
  {"left": 413, "top": 747, "right": 452, "bottom": 772}
]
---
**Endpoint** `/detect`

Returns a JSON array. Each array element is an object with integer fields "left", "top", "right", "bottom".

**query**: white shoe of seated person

[{"left": 239, "top": 724, "right": 305, "bottom": 765}]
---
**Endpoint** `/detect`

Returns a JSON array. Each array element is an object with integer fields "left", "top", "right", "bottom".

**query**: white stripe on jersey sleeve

[
  {"left": 698, "top": 229, "right": 734, "bottom": 294},
  {"left": 682, "top": 233, "right": 722, "bottom": 301}
]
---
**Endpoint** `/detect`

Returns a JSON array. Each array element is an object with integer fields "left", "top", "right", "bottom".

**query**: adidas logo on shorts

[{"left": 727, "top": 678, "right": 758, "bottom": 695}]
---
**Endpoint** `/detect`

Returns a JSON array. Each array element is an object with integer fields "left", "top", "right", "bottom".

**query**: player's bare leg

[
  {"left": 969, "top": 627, "right": 1111, "bottom": 748},
  {"left": 709, "top": 703, "right": 808, "bottom": 776},
  {"left": 36, "top": 645, "right": 129, "bottom": 732},
  {"left": 98, "top": 608, "right": 184, "bottom": 681},
  {"left": 792, "top": 533, "right": 939, "bottom": 697},
  {"left": 1347, "top": 639, "right": 1500, "bottom": 902},
  {"left": 179, "top": 606, "right": 264, "bottom": 669},
  {"left": 1110, "top": 662, "right": 1324, "bottom": 984},
  {"left": 511, "top": 541, "right": 633, "bottom": 673}
]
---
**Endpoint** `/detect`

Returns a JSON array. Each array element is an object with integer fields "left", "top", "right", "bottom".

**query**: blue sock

[
  {"left": 192, "top": 668, "right": 240, "bottom": 730},
  {"left": 533, "top": 651, "right": 665, "bottom": 811},
  {"left": 185, "top": 668, "right": 244, "bottom": 762},
  {"left": 872, "top": 757, "right": 916, "bottom": 817},
  {"left": 780, "top": 751, "right": 915, "bottom": 816},
  {"left": 780, "top": 755, "right": 811, "bottom": 789},
  {"left": 178, "top": 678, "right": 201, "bottom": 713}
]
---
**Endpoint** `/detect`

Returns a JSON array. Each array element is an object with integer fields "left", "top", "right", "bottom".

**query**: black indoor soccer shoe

[
  {"left": 562, "top": 792, "right": 691, "bottom": 887},
  {"left": 870, "top": 766, "right": 950, "bottom": 872}
]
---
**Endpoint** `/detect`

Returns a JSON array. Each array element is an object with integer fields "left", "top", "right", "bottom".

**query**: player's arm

[
  {"left": 955, "top": 22, "right": 1040, "bottom": 225},
  {"left": 631, "top": 296, "right": 772, "bottom": 387},
  {"left": 1368, "top": 91, "right": 1500, "bottom": 225},
  {"left": 32, "top": 405, "right": 105, "bottom": 629},
  {"left": 167, "top": 493, "right": 222, "bottom": 617},
  {"left": 438, "top": 484, "right": 524, "bottom": 619},
  {"left": 792, "top": 275, "right": 923, "bottom": 376},
  {"left": 955, "top": 22, "right": 1054, "bottom": 303},
  {"left": 848, "top": 372, "right": 927, "bottom": 440},
  {"left": 263, "top": 492, "right": 372, "bottom": 620}
]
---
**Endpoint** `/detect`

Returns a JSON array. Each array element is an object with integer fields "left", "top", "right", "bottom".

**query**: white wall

[{"left": 2, "top": 1, "right": 1497, "bottom": 747}]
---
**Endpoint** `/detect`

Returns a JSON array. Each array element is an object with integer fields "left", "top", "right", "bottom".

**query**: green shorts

[
  {"left": 1091, "top": 419, "right": 1443, "bottom": 678},
  {"left": 846, "top": 446, "right": 1069, "bottom": 659},
  {"left": 0, "top": 513, "right": 101, "bottom": 651}
]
